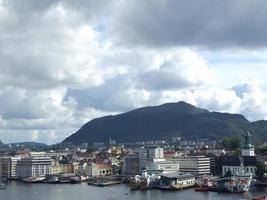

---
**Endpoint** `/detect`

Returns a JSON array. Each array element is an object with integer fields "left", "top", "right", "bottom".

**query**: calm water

[{"left": 1, "top": 181, "right": 267, "bottom": 200}]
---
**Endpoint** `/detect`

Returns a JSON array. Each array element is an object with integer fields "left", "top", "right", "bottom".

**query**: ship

[
  {"left": 252, "top": 195, "right": 267, "bottom": 200},
  {"left": 0, "top": 182, "right": 6, "bottom": 190},
  {"left": 209, "top": 174, "right": 252, "bottom": 193},
  {"left": 22, "top": 176, "right": 45, "bottom": 183},
  {"left": 129, "top": 175, "right": 141, "bottom": 190},
  {"left": 195, "top": 175, "right": 213, "bottom": 192}
]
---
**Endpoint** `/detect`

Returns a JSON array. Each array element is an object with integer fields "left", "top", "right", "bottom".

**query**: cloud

[
  {"left": 111, "top": 0, "right": 267, "bottom": 49},
  {"left": 138, "top": 50, "right": 215, "bottom": 90},
  {"left": 166, "top": 81, "right": 267, "bottom": 121},
  {"left": 0, "top": 0, "right": 267, "bottom": 144}
]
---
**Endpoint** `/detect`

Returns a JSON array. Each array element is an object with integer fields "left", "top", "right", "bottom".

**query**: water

[{"left": 0, "top": 181, "right": 267, "bottom": 200}]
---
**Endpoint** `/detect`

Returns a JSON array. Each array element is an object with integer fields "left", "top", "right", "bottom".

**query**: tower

[{"left": 241, "top": 131, "right": 255, "bottom": 156}]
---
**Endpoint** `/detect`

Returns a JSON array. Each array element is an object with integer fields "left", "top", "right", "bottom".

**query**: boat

[
  {"left": 0, "top": 182, "right": 6, "bottom": 190},
  {"left": 252, "top": 195, "right": 267, "bottom": 200},
  {"left": 44, "top": 175, "right": 59, "bottom": 184},
  {"left": 139, "top": 178, "right": 148, "bottom": 190},
  {"left": 195, "top": 175, "right": 212, "bottom": 192},
  {"left": 23, "top": 177, "right": 45, "bottom": 183},
  {"left": 70, "top": 176, "right": 81, "bottom": 184},
  {"left": 209, "top": 174, "right": 252, "bottom": 193},
  {"left": 195, "top": 187, "right": 209, "bottom": 192},
  {"left": 79, "top": 175, "right": 89, "bottom": 182},
  {"left": 129, "top": 175, "right": 141, "bottom": 190}
]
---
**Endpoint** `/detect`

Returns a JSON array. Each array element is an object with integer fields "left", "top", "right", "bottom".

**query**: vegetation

[
  {"left": 63, "top": 101, "right": 267, "bottom": 145},
  {"left": 224, "top": 170, "right": 232, "bottom": 177},
  {"left": 222, "top": 136, "right": 241, "bottom": 151},
  {"left": 256, "top": 161, "right": 267, "bottom": 181},
  {"left": 86, "top": 146, "right": 97, "bottom": 153}
]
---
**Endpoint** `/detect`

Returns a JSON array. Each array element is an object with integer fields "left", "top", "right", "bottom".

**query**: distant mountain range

[
  {"left": 63, "top": 101, "right": 267, "bottom": 145},
  {"left": 0, "top": 141, "right": 47, "bottom": 149},
  {"left": 10, "top": 142, "right": 47, "bottom": 148}
]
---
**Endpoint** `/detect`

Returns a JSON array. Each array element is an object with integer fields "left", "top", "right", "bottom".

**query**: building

[
  {"left": 0, "top": 157, "right": 20, "bottom": 179},
  {"left": 222, "top": 156, "right": 257, "bottom": 176},
  {"left": 123, "top": 154, "right": 139, "bottom": 175},
  {"left": 139, "top": 146, "right": 164, "bottom": 173},
  {"left": 173, "top": 156, "right": 210, "bottom": 175},
  {"left": 82, "top": 162, "right": 113, "bottom": 177},
  {"left": 16, "top": 156, "right": 52, "bottom": 178},
  {"left": 206, "top": 153, "right": 221, "bottom": 175},
  {"left": 146, "top": 158, "right": 179, "bottom": 174},
  {"left": 222, "top": 131, "right": 257, "bottom": 177}
]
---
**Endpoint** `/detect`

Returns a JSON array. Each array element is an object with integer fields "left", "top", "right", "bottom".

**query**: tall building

[
  {"left": 173, "top": 156, "right": 210, "bottom": 175},
  {"left": 139, "top": 147, "right": 164, "bottom": 173},
  {"left": 146, "top": 158, "right": 179, "bottom": 174},
  {"left": 0, "top": 157, "right": 19, "bottom": 179},
  {"left": 16, "top": 156, "right": 52, "bottom": 178},
  {"left": 123, "top": 154, "right": 139, "bottom": 175}
]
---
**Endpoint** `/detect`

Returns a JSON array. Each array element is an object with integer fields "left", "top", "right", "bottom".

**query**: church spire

[{"left": 241, "top": 130, "right": 255, "bottom": 156}]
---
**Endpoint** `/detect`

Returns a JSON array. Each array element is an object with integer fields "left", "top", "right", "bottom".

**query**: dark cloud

[{"left": 112, "top": 0, "right": 267, "bottom": 48}]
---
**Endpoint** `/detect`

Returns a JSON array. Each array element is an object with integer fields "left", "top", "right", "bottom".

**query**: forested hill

[{"left": 63, "top": 101, "right": 267, "bottom": 144}]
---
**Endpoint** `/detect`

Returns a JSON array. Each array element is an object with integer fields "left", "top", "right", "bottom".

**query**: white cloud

[{"left": 0, "top": 0, "right": 267, "bottom": 144}]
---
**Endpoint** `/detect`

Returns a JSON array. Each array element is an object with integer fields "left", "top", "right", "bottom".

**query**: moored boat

[
  {"left": 23, "top": 176, "right": 45, "bottom": 183},
  {"left": 0, "top": 182, "right": 6, "bottom": 190},
  {"left": 209, "top": 174, "right": 252, "bottom": 193},
  {"left": 195, "top": 187, "right": 209, "bottom": 192},
  {"left": 252, "top": 195, "right": 267, "bottom": 200},
  {"left": 129, "top": 175, "right": 141, "bottom": 190}
]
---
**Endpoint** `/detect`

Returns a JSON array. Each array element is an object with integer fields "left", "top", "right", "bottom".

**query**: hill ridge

[{"left": 63, "top": 101, "right": 266, "bottom": 144}]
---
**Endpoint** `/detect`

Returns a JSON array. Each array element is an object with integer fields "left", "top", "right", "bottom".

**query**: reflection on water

[{"left": 0, "top": 181, "right": 267, "bottom": 200}]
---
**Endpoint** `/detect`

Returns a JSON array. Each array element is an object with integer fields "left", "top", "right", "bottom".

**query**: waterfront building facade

[
  {"left": 222, "top": 156, "right": 257, "bottom": 176},
  {"left": 139, "top": 147, "right": 164, "bottom": 173},
  {"left": 173, "top": 156, "right": 210, "bottom": 175},
  {"left": 222, "top": 132, "right": 257, "bottom": 177},
  {"left": 123, "top": 154, "right": 139, "bottom": 175},
  {"left": 82, "top": 162, "right": 113, "bottom": 177},
  {"left": 146, "top": 158, "right": 180, "bottom": 174},
  {"left": 0, "top": 157, "right": 20, "bottom": 179},
  {"left": 16, "top": 156, "right": 52, "bottom": 178}
]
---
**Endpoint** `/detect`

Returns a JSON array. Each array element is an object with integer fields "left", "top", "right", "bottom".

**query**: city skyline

[{"left": 1, "top": 0, "right": 267, "bottom": 144}]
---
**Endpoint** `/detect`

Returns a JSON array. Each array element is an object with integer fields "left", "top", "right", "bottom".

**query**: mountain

[
  {"left": 63, "top": 101, "right": 267, "bottom": 145},
  {"left": 10, "top": 142, "right": 47, "bottom": 149}
]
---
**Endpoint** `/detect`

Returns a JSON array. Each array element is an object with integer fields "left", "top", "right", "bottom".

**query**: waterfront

[{"left": 1, "top": 182, "right": 267, "bottom": 200}]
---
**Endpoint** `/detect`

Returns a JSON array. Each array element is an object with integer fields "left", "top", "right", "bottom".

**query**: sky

[{"left": 1, "top": 0, "right": 267, "bottom": 144}]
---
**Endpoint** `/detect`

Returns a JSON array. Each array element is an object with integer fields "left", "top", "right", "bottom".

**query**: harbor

[{"left": 1, "top": 181, "right": 267, "bottom": 200}]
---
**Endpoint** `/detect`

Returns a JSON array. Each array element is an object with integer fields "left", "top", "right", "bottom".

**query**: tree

[
  {"left": 224, "top": 170, "right": 232, "bottom": 177},
  {"left": 86, "top": 146, "right": 97, "bottom": 153},
  {"left": 256, "top": 162, "right": 267, "bottom": 181},
  {"left": 222, "top": 136, "right": 241, "bottom": 150}
]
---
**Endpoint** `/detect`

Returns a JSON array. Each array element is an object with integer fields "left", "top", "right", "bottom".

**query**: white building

[
  {"left": 16, "top": 156, "right": 52, "bottom": 178},
  {"left": 222, "top": 156, "right": 257, "bottom": 176},
  {"left": 79, "top": 162, "right": 113, "bottom": 177},
  {"left": 0, "top": 157, "right": 20, "bottom": 179},
  {"left": 222, "top": 131, "right": 257, "bottom": 177},
  {"left": 146, "top": 158, "right": 179, "bottom": 174},
  {"left": 139, "top": 147, "right": 164, "bottom": 173},
  {"left": 173, "top": 156, "right": 210, "bottom": 175}
]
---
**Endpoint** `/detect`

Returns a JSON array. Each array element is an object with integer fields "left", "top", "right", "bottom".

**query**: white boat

[
  {"left": 0, "top": 182, "right": 6, "bottom": 190},
  {"left": 210, "top": 174, "right": 252, "bottom": 193},
  {"left": 23, "top": 176, "right": 45, "bottom": 183}
]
